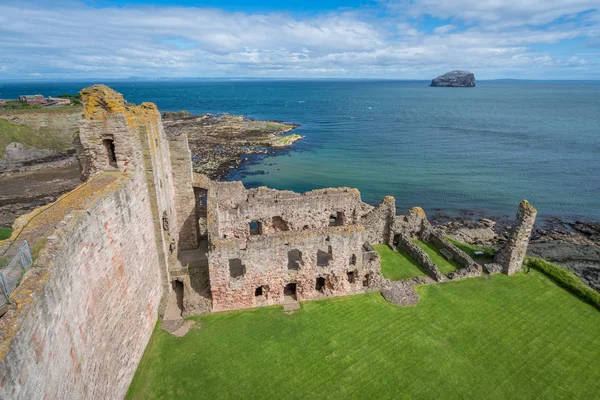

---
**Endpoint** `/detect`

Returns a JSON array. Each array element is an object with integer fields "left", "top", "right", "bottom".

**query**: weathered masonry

[
  {"left": 207, "top": 183, "right": 383, "bottom": 311},
  {"left": 0, "top": 85, "right": 537, "bottom": 399}
]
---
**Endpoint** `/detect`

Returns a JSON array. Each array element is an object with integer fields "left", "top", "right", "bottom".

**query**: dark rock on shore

[{"left": 430, "top": 70, "right": 475, "bottom": 87}]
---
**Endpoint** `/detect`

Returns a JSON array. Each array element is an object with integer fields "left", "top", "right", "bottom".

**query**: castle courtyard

[{"left": 127, "top": 272, "right": 600, "bottom": 399}]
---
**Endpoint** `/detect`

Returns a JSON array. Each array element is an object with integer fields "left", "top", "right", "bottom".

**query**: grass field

[
  {"left": 447, "top": 237, "right": 496, "bottom": 260},
  {"left": 415, "top": 240, "right": 462, "bottom": 274},
  {"left": 127, "top": 272, "right": 600, "bottom": 399},
  {"left": 0, "top": 227, "right": 12, "bottom": 241},
  {"left": 0, "top": 119, "right": 72, "bottom": 159},
  {"left": 374, "top": 244, "right": 427, "bottom": 280}
]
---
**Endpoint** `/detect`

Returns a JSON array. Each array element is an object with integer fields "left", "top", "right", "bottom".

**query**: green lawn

[
  {"left": 447, "top": 237, "right": 496, "bottom": 260},
  {"left": 0, "top": 227, "right": 12, "bottom": 241},
  {"left": 127, "top": 272, "right": 600, "bottom": 400},
  {"left": 374, "top": 244, "right": 427, "bottom": 280},
  {"left": 415, "top": 240, "right": 462, "bottom": 274}
]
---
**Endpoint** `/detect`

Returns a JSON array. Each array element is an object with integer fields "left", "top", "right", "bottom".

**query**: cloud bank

[{"left": 0, "top": 0, "right": 598, "bottom": 79}]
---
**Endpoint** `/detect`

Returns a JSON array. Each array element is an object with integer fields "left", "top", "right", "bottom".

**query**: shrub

[
  {"left": 526, "top": 257, "right": 600, "bottom": 310},
  {"left": 0, "top": 227, "right": 12, "bottom": 241}
]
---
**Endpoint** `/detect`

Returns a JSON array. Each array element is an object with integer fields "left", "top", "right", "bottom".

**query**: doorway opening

[
  {"left": 315, "top": 277, "right": 325, "bottom": 292},
  {"left": 284, "top": 283, "right": 297, "bottom": 300},
  {"left": 172, "top": 280, "right": 184, "bottom": 316}
]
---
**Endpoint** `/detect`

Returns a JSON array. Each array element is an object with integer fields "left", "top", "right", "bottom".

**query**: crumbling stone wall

[
  {"left": 209, "top": 226, "right": 380, "bottom": 311},
  {"left": 494, "top": 200, "right": 537, "bottom": 275},
  {"left": 361, "top": 196, "right": 396, "bottom": 245},
  {"left": 207, "top": 181, "right": 383, "bottom": 311},
  {"left": 213, "top": 184, "right": 365, "bottom": 240},
  {"left": 392, "top": 206, "right": 431, "bottom": 237},
  {"left": 0, "top": 169, "right": 162, "bottom": 399},
  {"left": 169, "top": 134, "right": 198, "bottom": 250}
]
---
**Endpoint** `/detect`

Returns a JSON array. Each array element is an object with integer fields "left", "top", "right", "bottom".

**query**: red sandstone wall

[{"left": 0, "top": 169, "right": 162, "bottom": 399}]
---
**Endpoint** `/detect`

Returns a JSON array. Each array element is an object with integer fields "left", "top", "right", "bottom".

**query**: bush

[
  {"left": 57, "top": 94, "right": 81, "bottom": 105},
  {"left": 0, "top": 227, "right": 12, "bottom": 241},
  {"left": 526, "top": 257, "right": 600, "bottom": 310}
]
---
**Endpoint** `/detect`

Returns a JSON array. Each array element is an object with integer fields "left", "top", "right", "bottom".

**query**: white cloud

[
  {"left": 388, "top": 0, "right": 599, "bottom": 28},
  {"left": 433, "top": 24, "right": 456, "bottom": 34},
  {"left": 0, "top": 0, "right": 598, "bottom": 79}
]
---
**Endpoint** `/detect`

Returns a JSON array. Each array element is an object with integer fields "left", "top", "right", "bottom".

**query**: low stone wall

[
  {"left": 424, "top": 229, "right": 482, "bottom": 279},
  {"left": 0, "top": 170, "right": 162, "bottom": 399},
  {"left": 396, "top": 233, "right": 444, "bottom": 282}
]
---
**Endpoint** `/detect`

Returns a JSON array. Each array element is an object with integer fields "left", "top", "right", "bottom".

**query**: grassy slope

[
  {"left": 127, "top": 272, "right": 600, "bottom": 400},
  {"left": 0, "top": 119, "right": 72, "bottom": 159},
  {"left": 0, "top": 227, "right": 12, "bottom": 240},
  {"left": 374, "top": 244, "right": 427, "bottom": 280},
  {"left": 415, "top": 240, "right": 462, "bottom": 274},
  {"left": 446, "top": 237, "right": 496, "bottom": 260}
]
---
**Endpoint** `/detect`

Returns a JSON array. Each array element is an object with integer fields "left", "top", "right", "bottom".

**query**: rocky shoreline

[{"left": 163, "top": 111, "right": 303, "bottom": 180}]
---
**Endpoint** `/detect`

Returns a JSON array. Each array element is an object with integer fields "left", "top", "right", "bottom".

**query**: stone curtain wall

[
  {"left": 0, "top": 170, "right": 162, "bottom": 399},
  {"left": 495, "top": 200, "right": 537, "bottom": 275},
  {"left": 209, "top": 226, "right": 380, "bottom": 311},
  {"left": 360, "top": 196, "right": 396, "bottom": 245},
  {"left": 76, "top": 85, "right": 181, "bottom": 313}
]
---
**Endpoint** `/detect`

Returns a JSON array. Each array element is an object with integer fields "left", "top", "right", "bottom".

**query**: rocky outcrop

[
  {"left": 430, "top": 70, "right": 475, "bottom": 87},
  {"left": 162, "top": 113, "right": 303, "bottom": 179}
]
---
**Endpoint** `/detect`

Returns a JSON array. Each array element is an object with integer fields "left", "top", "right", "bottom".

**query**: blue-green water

[{"left": 1, "top": 80, "right": 599, "bottom": 220}]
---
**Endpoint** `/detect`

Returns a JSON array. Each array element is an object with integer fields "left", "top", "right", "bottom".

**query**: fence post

[{"left": 0, "top": 273, "right": 9, "bottom": 302}]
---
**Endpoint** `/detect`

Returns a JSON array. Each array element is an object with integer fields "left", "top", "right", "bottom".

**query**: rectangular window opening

[
  {"left": 315, "top": 277, "right": 325, "bottom": 292},
  {"left": 103, "top": 138, "right": 117, "bottom": 167},
  {"left": 347, "top": 271, "right": 356, "bottom": 283},
  {"left": 229, "top": 258, "right": 245, "bottom": 278},
  {"left": 288, "top": 249, "right": 302, "bottom": 270},
  {"left": 249, "top": 220, "right": 262, "bottom": 235}
]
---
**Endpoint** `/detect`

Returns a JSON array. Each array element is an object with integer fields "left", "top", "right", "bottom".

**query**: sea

[{"left": 1, "top": 79, "right": 599, "bottom": 221}]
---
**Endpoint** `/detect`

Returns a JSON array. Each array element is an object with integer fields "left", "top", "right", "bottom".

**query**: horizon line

[{"left": 1, "top": 77, "right": 600, "bottom": 83}]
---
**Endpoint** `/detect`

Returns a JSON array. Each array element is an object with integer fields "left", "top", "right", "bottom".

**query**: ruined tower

[{"left": 494, "top": 200, "right": 537, "bottom": 275}]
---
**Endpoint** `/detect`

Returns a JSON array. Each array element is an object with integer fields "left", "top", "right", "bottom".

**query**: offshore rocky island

[{"left": 430, "top": 70, "right": 476, "bottom": 87}]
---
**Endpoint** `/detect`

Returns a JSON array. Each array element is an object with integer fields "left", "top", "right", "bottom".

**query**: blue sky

[{"left": 1, "top": 0, "right": 599, "bottom": 79}]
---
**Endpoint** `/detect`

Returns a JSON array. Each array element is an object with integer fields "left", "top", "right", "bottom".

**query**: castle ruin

[{"left": 0, "top": 85, "right": 536, "bottom": 399}]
